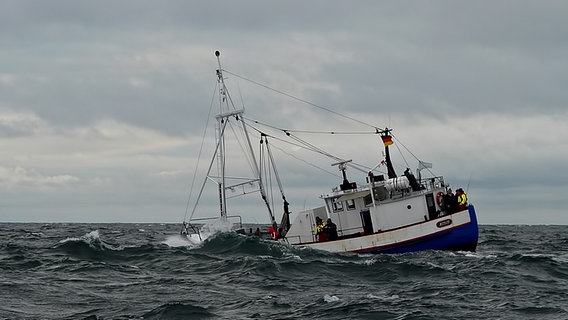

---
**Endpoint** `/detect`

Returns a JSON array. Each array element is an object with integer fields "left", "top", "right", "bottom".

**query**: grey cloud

[{"left": 1, "top": 1, "right": 567, "bottom": 223}]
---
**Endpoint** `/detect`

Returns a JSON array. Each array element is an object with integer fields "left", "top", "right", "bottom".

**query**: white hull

[{"left": 287, "top": 207, "right": 478, "bottom": 254}]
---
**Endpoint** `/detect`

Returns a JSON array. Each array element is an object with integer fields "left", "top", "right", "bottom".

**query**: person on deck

[
  {"left": 456, "top": 188, "right": 468, "bottom": 211},
  {"left": 444, "top": 188, "right": 457, "bottom": 214},
  {"left": 315, "top": 217, "right": 327, "bottom": 242},
  {"left": 324, "top": 218, "right": 338, "bottom": 241}
]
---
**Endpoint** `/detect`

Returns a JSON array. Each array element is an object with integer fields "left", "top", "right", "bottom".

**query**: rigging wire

[
  {"left": 389, "top": 133, "right": 433, "bottom": 175},
  {"left": 260, "top": 140, "right": 276, "bottom": 216},
  {"left": 246, "top": 122, "right": 374, "bottom": 176},
  {"left": 264, "top": 135, "right": 287, "bottom": 197},
  {"left": 183, "top": 81, "right": 218, "bottom": 223},
  {"left": 248, "top": 120, "right": 373, "bottom": 174},
  {"left": 221, "top": 71, "right": 431, "bottom": 174},
  {"left": 393, "top": 136, "right": 411, "bottom": 170},
  {"left": 222, "top": 69, "right": 382, "bottom": 131},
  {"left": 186, "top": 61, "right": 436, "bottom": 226},
  {"left": 246, "top": 116, "right": 390, "bottom": 173},
  {"left": 227, "top": 117, "right": 256, "bottom": 175},
  {"left": 257, "top": 132, "right": 340, "bottom": 178},
  {"left": 245, "top": 119, "right": 345, "bottom": 166},
  {"left": 266, "top": 120, "right": 425, "bottom": 176},
  {"left": 188, "top": 115, "right": 230, "bottom": 221},
  {"left": 219, "top": 69, "right": 422, "bottom": 175},
  {"left": 244, "top": 116, "right": 379, "bottom": 135}
]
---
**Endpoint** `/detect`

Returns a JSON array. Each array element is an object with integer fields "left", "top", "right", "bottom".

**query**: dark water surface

[{"left": 1, "top": 223, "right": 567, "bottom": 319}]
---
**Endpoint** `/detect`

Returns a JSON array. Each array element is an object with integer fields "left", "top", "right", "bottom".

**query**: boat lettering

[{"left": 436, "top": 219, "right": 452, "bottom": 228}]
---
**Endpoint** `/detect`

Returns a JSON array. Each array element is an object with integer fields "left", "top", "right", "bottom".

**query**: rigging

[{"left": 222, "top": 69, "right": 382, "bottom": 131}]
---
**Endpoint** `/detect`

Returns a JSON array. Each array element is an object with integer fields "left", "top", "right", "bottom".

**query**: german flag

[{"left": 381, "top": 135, "right": 393, "bottom": 146}]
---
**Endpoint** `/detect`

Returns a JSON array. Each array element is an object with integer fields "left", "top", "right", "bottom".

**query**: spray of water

[{"left": 164, "top": 218, "right": 235, "bottom": 248}]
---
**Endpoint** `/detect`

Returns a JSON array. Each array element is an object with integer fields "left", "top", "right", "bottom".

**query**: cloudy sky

[{"left": 1, "top": 1, "right": 567, "bottom": 224}]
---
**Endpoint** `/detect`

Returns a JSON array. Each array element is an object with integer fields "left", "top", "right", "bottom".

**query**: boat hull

[{"left": 291, "top": 205, "right": 478, "bottom": 254}]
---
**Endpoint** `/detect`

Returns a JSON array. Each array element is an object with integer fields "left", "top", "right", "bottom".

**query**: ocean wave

[
  {"left": 3, "top": 223, "right": 568, "bottom": 320},
  {"left": 51, "top": 230, "right": 160, "bottom": 263},
  {"left": 141, "top": 301, "right": 217, "bottom": 319},
  {"left": 55, "top": 230, "right": 122, "bottom": 251}
]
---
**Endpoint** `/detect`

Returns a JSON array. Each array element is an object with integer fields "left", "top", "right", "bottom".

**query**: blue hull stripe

[{"left": 355, "top": 205, "right": 479, "bottom": 254}]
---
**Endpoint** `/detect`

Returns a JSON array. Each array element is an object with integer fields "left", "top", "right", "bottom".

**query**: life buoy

[{"left": 436, "top": 192, "right": 444, "bottom": 206}]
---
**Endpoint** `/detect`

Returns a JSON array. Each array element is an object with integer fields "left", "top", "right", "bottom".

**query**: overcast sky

[{"left": 1, "top": 1, "right": 567, "bottom": 224}]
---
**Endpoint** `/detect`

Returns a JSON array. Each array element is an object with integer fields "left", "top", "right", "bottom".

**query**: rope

[
  {"left": 183, "top": 81, "right": 217, "bottom": 223},
  {"left": 222, "top": 69, "right": 382, "bottom": 131}
]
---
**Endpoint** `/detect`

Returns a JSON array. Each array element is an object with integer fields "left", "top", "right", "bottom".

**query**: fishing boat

[{"left": 181, "top": 51, "right": 478, "bottom": 254}]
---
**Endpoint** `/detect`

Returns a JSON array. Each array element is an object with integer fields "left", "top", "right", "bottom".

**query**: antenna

[{"left": 331, "top": 160, "right": 357, "bottom": 190}]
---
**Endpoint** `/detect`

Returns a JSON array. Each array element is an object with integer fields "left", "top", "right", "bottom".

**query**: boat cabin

[{"left": 285, "top": 172, "right": 454, "bottom": 245}]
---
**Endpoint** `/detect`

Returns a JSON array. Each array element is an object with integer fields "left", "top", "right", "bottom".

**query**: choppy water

[{"left": 1, "top": 223, "right": 567, "bottom": 320}]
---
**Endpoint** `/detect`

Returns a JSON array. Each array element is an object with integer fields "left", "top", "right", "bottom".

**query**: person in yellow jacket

[
  {"left": 314, "top": 217, "right": 327, "bottom": 241},
  {"left": 456, "top": 188, "right": 468, "bottom": 210}
]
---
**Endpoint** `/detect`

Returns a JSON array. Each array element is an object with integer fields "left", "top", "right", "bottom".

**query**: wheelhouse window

[
  {"left": 332, "top": 198, "right": 344, "bottom": 212},
  {"left": 346, "top": 199, "right": 356, "bottom": 210}
]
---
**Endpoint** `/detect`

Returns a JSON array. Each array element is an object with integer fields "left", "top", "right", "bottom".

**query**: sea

[{"left": 1, "top": 223, "right": 567, "bottom": 320}]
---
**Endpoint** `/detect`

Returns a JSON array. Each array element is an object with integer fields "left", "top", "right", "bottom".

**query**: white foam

[
  {"left": 367, "top": 293, "right": 400, "bottom": 301},
  {"left": 463, "top": 251, "right": 496, "bottom": 259},
  {"left": 363, "top": 258, "right": 377, "bottom": 266},
  {"left": 198, "top": 218, "right": 234, "bottom": 236},
  {"left": 163, "top": 234, "right": 200, "bottom": 248},
  {"left": 323, "top": 294, "right": 340, "bottom": 303},
  {"left": 552, "top": 254, "right": 568, "bottom": 263},
  {"left": 165, "top": 218, "right": 235, "bottom": 247},
  {"left": 58, "top": 230, "right": 123, "bottom": 251},
  {"left": 59, "top": 230, "right": 100, "bottom": 244}
]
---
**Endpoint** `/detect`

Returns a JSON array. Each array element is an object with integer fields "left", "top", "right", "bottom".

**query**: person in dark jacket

[{"left": 324, "top": 218, "right": 338, "bottom": 241}]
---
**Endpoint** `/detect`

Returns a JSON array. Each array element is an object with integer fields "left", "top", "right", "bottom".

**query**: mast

[
  {"left": 380, "top": 128, "right": 397, "bottom": 179},
  {"left": 215, "top": 50, "right": 228, "bottom": 220},
  {"left": 213, "top": 51, "right": 277, "bottom": 227}
]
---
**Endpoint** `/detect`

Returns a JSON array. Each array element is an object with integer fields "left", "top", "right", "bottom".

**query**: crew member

[
  {"left": 315, "top": 217, "right": 327, "bottom": 241},
  {"left": 324, "top": 218, "right": 338, "bottom": 241},
  {"left": 444, "top": 188, "right": 458, "bottom": 214},
  {"left": 456, "top": 188, "right": 468, "bottom": 210}
]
